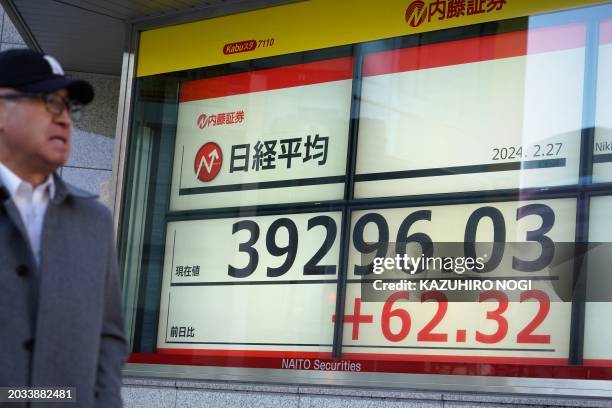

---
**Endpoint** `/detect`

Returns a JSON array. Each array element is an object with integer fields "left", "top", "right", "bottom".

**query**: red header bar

[
  {"left": 157, "top": 348, "right": 331, "bottom": 358},
  {"left": 130, "top": 350, "right": 612, "bottom": 380},
  {"left": 179, "top": 57, "right": 354, "bottom": 103},
  {"left": 363, "top": 23, "right": 586, "bottom": 78},
  {"left": 601, "top": 19, "right": 612, "bottom": 45},
  {"left": 179, "top": 24, "right": 586, "bottom": 102},
  {"left": 584, "top": 359, "right": 612, "bottom": 367}
]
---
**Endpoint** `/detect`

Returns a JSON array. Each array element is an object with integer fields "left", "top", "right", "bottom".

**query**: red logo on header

[
  {"left": 405, "top": 0, "right": 427, "bottom": 27},
  {"left": 223, "top": 40, "right": 257, "bottom": 55},
  {"left": 405, "top": 0, "right": 508, "bottom": 28},
  {"left": 197, "top": 111, "right": 245, "bottom": 129},
  {"left": 197, "top": 114, "right": 209, "bottom": 129},
  {"left": 194, "top": 142, "right": 223, "bottom": 182}
]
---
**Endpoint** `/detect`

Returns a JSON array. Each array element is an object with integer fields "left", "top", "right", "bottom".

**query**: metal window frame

[{"left": 111, "top": 1, "right": 612, "bottom": 398}]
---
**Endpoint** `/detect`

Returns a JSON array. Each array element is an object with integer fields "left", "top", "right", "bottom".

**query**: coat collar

[{"left": 50, "top": 172, "right": 97, "bottom": 204}]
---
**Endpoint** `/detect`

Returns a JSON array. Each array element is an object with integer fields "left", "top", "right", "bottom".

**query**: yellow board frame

[{"left": 137, "top": 0, "right": 610, "bottom": 77}]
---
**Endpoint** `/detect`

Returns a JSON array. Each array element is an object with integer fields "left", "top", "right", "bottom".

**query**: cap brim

[{"left": 18, "top": 76, "right": 94, "bottom": 105}]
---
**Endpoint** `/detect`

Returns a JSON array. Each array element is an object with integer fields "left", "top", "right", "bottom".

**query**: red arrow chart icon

[{"left": 194, "top": 142, "right": 223, "bottom": 182}]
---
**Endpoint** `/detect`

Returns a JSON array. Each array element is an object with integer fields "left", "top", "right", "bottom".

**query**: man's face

[{"left": 0, "top": 88, "right": 72, "bottom": 176}]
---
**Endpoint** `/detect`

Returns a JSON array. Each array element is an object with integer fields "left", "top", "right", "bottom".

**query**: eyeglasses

[{"left": 0, "top": 93, "right": 83, "bottom": 121}]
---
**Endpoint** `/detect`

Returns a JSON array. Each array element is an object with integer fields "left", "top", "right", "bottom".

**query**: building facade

[
  {"left": 5, "top": 1, "right": 612, "bottom": 407},
  {"left": 117, "top": 1, "right": 612, "bottom": 406}
]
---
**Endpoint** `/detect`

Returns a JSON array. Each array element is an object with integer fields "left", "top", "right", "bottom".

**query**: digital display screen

[
  {"left": 594, "top": 19, "right": 612, "bottom": 182},
  {"left": 157, "top": 211, "right": 341, "bottom": 352},
  {"left": 344, "top": 198, "right": 576, "bottom": 362},
  {"left": 134, "top": 13, "right": 612, "bottom": 378},
  {"left": 583, "top": 195, "right": 612, "bottom": 365},
  {"left": 355, "top": 24, "right": 585, "bottom": 198},
  {"left": 169, "top": 58, "right": 353, "bottom": 211}
]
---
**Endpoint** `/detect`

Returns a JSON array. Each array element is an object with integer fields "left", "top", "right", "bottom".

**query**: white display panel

[
  {"left": 594, "top": 19, "right": 612, "bottom": 182},
  {"left": 344, "top": 198, "right": 576, "bottom": 361},
  {"left": 157, "top": 211, "right": 342, "bottom": 352},
  {"left": 355, "top": 24, "right": 585, "bottom": 198},
  {"left": 169, "top": 58, "right": 353, "bottom": 211},
  {"left": 583, "top": 195, "right": 612, "bottom": 365}
]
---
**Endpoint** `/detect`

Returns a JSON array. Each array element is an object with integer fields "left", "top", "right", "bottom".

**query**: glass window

[
  {"left": 355, "top": 22, "right": 585, "bottom": 197},
  {"left": 593, "top": 18, "right": 612, "bottom": 182},
  {"left": 120, "top": 3, "right": 612, "bottom": 385}
]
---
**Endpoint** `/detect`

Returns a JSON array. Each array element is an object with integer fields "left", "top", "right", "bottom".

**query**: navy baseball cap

[{"left": 0, "top": 49, "right": 94, "bottom": 105}]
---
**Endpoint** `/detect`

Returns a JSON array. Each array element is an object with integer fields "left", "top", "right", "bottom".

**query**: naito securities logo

[
  {"left": 405, "top": 0, "right": 507, "bottom": 28},
  {"left": 405, "top": 0, "right": 427, "bottom": 27},
  {"left": 197, "top": 110, "right": 245, "bottom": 129},
  {"left": 193, "top": 110, "right": 245, "bottom": 182}
]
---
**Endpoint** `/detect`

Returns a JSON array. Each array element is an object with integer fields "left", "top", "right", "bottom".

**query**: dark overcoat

[{"left": 0, "top": 174, "right": 127, "bottom": 407}]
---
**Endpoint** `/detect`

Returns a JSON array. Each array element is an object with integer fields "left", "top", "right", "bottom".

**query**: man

[{"left": 0, "top": 49, "right": 126, "bottom": 407}]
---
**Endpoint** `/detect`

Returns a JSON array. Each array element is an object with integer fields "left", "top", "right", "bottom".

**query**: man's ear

[{"left": 0, "top": 88, "right": 12, "bottom": 129}]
